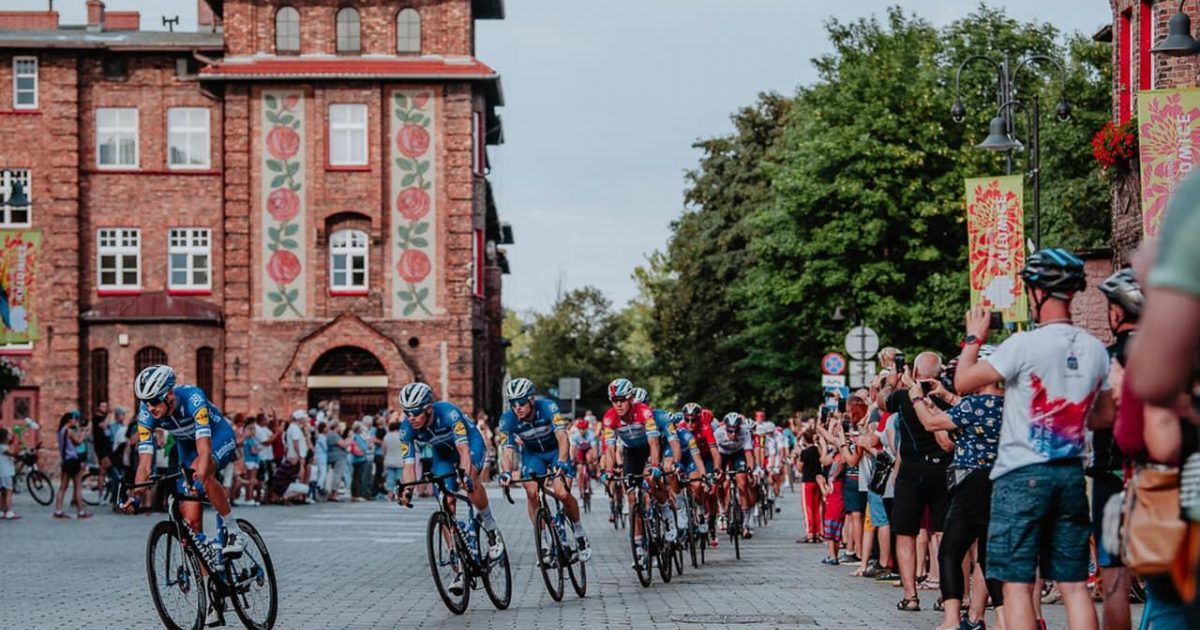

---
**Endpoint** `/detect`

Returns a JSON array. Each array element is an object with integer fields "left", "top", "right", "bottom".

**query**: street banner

[
  {"left": 965, "top": 175, "right": 1028, "bottom": 323},
  {"left": 0, "top": 230, "right": 40, "bottom": 344},
  {"left": 1137, "top": 88, "right": 1200, "bottom": 237}
]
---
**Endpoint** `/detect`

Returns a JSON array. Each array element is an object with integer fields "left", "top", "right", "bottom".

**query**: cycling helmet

[
  {"left": 608, "top": 378, "right": 634, "bottom": 401},
  {"left": 134, "top": 365, "right": 176, "bottom": 403},
  {"left": 505, "top": 377, "right": 536, "bottom": 403},
  {"left": 722, "top": 412, "right": 741, "bottom": 428},
  {"left": 576, "top": 419, "right": 588, "bottom": 431},
  {"left": 399, "top": 382, "right": 434, "bottom": 414},
  {"left": 670, "top": 411, "right": 685, "bottom": 424},
  {"left": 755, "top": 421, "right": 775, "bottom": 435},
  {"left": 682, "top": 402, "right": 702, "bottom": 418},
  {"left": 1098, "top": 268, "right": 1144, "bottom": 320},
  {"left": 632, "top": 387, "right": 649, "bottom": 405},
  {"left": 1021, "top": 248, "right": 1087, "bottom": 300}
]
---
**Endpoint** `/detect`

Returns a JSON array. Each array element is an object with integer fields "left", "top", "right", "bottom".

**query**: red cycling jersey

[
  {"left": 601, "top": 402, "right": 658, "bottom": 449},
  {"left": 687, "top": 408, "right": 716, "bottom": 455}
]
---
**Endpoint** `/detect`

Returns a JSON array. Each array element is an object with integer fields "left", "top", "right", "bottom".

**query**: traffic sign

[
  {"left": 848, "top": 360, "right": 876, "bottom": 388},
  {"left": 822, "top": 352, "right": 846, "bottom": 375},
  {"left": 821, "top": 374, "right": 847, "bottom": 388},
  {"left": 558, "top": 377, "right": 581, "bottom": 400},
  {"left": 845, "top": 326, "right": 880, "bottom": 360}
]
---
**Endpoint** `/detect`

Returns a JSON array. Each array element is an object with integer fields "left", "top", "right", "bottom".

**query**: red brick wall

[
  {"left": 1072, "top": 256, "right": 1116, "bottom": 345},
  {"left": 0, "top": 11, "right": 59, "bottom": 30}
]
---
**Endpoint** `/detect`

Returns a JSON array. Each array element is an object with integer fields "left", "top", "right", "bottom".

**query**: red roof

[
  {"left": 200, "top": 56, "right": 497, "bottom": 81},
  {"left": 81, "top": 291, "right": 222, "bottom": 324}
]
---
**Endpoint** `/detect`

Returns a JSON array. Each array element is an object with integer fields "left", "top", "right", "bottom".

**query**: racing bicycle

[{"left": 518, "top": 471, "right": 587, "bottom": 601}]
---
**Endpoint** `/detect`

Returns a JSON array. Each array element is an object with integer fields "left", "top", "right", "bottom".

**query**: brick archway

[{"left": 278, "top": 313, "right": 422, "bottom": 404}]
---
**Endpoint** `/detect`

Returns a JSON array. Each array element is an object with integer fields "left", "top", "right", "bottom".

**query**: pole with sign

[{"left": 558, "top": 377, "right": 581, "bottom": 419}]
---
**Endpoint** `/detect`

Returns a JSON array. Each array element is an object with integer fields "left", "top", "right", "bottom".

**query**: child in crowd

[{"left": 0, "top": 427, "right": 18, "bottom": 519}]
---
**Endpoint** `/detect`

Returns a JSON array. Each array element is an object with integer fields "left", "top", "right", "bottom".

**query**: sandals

[
  {"left": 918, "top": 577, "right": 940, "bottom": 591},
  {"left": 933, "top": 597, "right": 945, "bottom": 611},
  {"left": 897, "top": 597, "right": 920, "bottom": 612}
]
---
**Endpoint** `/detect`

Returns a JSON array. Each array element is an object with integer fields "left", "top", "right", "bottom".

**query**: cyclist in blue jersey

[
  {"left": 395, "top": 381, "right": 504, "bottom": 590},
  {"left": 497, "top": 378, "right": 591, "bottom": 561},
  {"left": 123, "top": 365, "right": 246, "bottom": 558}
]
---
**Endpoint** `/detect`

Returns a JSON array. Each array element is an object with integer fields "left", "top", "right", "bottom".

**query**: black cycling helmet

[
  {"left": 1098, "top": 268, "right": 1143, "bottom": 320},
  {"left": 1021, "top": 248, "right": 1087, "bottom": 300}
]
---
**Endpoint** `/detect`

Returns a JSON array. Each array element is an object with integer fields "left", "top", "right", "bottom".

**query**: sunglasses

[
  {"left": 144, "top": 395, "right": 168, "bottom": 406},
  {"left": 610, "top": 396, "right": 631, "bottom": 403},
  {"left": 509, "top": 397, "right": 531, "bottom": 408},
  {"left": 405, "top": 406, "right": 431, "bottom": 417}
]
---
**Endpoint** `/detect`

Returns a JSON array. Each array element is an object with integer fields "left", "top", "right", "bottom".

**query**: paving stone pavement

[{"left": 0, "top": 482, "right": 1122, "bottom": 629}]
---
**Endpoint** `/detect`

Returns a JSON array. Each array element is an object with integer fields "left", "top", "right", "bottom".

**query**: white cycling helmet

[
  {"left": 632, "top": 387, "right": 649, "bottom": 405},
  {"left": 608, "top": 378, "right": 634, "bottom": 400},
  {"left": 135, "top": 365, "right": 176, "bottom": 402},
  {"left": 505, "top": 377, "right": 536, "bottom": 402},
  {"left": 399, "top": 382, "right": 434, "bottom": 414}
]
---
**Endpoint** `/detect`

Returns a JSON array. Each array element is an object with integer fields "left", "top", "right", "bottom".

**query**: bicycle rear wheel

[
  {"left": 146, "top": 520, "right": 206, "bottom": 630},
  {"left": 26, "top": 470, "right": 53, "bottom": 505},
  {"left": 477, "top": 520, "right": 512, "bottom": 610},
  {"left": 225, "top": 519, "right": 278, "bottom": 630},
  {"left": 427, "top": 511, "right": 469, "bottom": 614},
  {"left": 732, "top": 508, "right": 742, "bottom": 560},
  {"left": 80, "top": 470, "right": 103, "bottom": 506},
  {"left": 535, "top": 509, "right": 564, "bottom": 601}
]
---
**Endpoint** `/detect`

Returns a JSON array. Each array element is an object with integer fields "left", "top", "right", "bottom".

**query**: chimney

[{"left": 86, "top": 0, "right": 104, "bottom": 32}]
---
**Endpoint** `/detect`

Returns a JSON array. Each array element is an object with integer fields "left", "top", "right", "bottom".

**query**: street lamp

[
  {"left": 950, "top": 54, "right": 1071, "bottom": 250},
  {"left": 1153, "top": 1, "right": 1200, "bottom": 56}
]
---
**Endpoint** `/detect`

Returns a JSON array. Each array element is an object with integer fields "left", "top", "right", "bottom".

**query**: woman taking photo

[{"left": 53, "top": 412, "right": 90, "bottom": 519}]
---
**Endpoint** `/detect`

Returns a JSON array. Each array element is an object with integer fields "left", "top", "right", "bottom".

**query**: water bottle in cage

[{"left": 459, "top": 520, "right": 479, "bottom": 559}]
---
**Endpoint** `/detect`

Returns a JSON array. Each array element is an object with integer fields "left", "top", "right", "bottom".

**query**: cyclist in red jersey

[{"left": 682, "top": 402, "right": 722, "bottom": 546}]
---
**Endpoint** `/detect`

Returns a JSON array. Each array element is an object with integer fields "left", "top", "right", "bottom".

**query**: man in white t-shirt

[
  {"left": 955, "top": 248, "right": 1115, "bottom": 630},
  {"left": 286, "top": 410, "right": 309, "bottom": 462}
]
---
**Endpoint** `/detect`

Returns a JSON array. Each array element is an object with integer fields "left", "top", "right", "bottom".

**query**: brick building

[{"left": 0, "top": 0, "right": 511, "bottom": 447}]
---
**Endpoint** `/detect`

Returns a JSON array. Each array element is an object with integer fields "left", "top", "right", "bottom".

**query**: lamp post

[
  {"left": 950, "top": 55, "right": 1071, "bottom": 250},
  {"left": 1153, "top": 1, "right": 1200, "bottom": 56}
]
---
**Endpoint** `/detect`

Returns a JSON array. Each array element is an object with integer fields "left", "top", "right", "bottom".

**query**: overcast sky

[{"left": 16, "top": 1, "right": 1113, "bottom": 313}]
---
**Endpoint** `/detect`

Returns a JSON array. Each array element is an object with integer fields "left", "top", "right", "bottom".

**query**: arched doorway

[{"left": 307, "top": 346, "right": 389, "bottom": 423}]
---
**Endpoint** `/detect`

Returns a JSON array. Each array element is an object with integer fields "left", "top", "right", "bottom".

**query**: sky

[{"left": 14, "top": 1, "right": 1113, "bottom": 313}]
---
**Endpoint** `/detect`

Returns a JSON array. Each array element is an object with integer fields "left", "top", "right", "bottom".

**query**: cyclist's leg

[{"left": 521, "top": 450, "right": 552, "bottom": 524}]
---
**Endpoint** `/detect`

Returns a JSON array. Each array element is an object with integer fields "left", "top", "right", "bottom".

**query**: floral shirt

[{"left": 947, "top": 394, "right": 1004, "bottom": 472}]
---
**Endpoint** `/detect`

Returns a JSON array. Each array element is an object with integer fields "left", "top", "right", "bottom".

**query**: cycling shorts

[
  {"left": 174, "top": 420, "right": 238, "bottom": 496},
  {"left": 721, "top": 451, "right": 747, "bottom": 473},
  {"left": 625, "top": 443, "right": 651, "bottom": 476},
  {"left": 429, "top": 430, "right": 487, "bottom": 492},
  {"left": 522, "top": 448, "right": 573, "bottom": 479}
]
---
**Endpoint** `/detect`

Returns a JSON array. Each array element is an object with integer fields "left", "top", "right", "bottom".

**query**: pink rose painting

[
  {"left": 263, "top": 92, "right": 305, "bottom": 318},
  {"left": 392, "top": 89, "right": 438, "bottom": 317}
]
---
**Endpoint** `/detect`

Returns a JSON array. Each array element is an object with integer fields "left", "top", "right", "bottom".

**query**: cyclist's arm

[
  {"left": 193, "top": 435, "right": 213, "bottom": 481},
  {"left": 555, "top": 430, "right": 570, "bottom": 466}
]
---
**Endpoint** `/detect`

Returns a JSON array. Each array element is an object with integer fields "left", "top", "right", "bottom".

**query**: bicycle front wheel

[
  {"left": 26, "top": 470, "right": 53, "bottom": 505},
  {"left": 225, "top": 519, "right": 278, "bottom": 630},
  {"left": 427, "top": 511, "right": 469, "bottom": 614},
  {"left": 80, "top": 471, "right": 103, "bottom": 506},
  {"left": 535, "top": 509, "right": 564, "bottom": 601},
  {"left": 477, "top": 519, "right": 511, "bottom": 610},
  {"left": 146, "top": 520, "right": 206, "bottom": 630},
  {"left": 630, "top": 505, "right": 652, "bottom": 588}
]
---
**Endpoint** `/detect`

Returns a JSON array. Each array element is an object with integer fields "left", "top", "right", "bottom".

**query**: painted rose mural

[
  {"left": 391, "top": 89, "right": 439, "bottom": 317},
  {"left": 261, "top": 91, "right": 306, "bottom": 318}
]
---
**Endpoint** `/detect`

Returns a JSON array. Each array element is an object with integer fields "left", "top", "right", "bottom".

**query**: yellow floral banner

[
  {"left": 0, "top": 230, "right": 40, "bottom": 344},
  {"left": 1137, "top": 88, "right": 1200, "bottom": 237},
  {"left": 965, "top": 176, "right": 1027, "bottom": 323}
]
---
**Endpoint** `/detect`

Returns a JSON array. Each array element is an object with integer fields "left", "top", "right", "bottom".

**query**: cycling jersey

[
  {"left": 602, "top": 402, "right": 658, "bottom": 450},
  {"left": 498, "top": 398, "right": 567, "bottom": 454},
  {"left": 398, "top": 401, "right": 484, "bottom": 491},
  {"left": 669, "top": 426, "right": 702, "bottom": 473},
  {"left": 135, "top": 385, "right": 237, "bottom": 489},
  {"left": 687, "top": 408, "right": 717, "bottom": 452},
  {"left": 572, "top": 429, "right": 598, "bottom": 462},
  {"left": 713, "top": 424, "right": 753, "bottom": 456}
]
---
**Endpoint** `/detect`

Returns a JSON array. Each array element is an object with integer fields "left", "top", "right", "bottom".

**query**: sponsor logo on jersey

[
  {"left": 194, "top": 406, "right": 210, "bottom": 426},
  {"left": 399, "top": 442, "right": 410, "bottom": 458},
  {"left": 138, "top": 425, "right": 152, "bottom": 442},
  {"left": 453, "top": 422, "right": 467, "bottom": 436},
  {"left": 189, "top": 393, "right": 203, "bottom": 407},
  {"left": 498, "top": 432, "right": 509, "bottom": 447}
]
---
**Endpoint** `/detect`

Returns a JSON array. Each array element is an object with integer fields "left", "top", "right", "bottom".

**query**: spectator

[
  {"left": 53, "top": 412, "right": 90, "bottom": 520},
  {"left": 476, "top": 410, "right": 495, "bottom": 483},
  {"left": 955, "top": 248, "right": 1115, "bottom": 630},
  {"left": 254, "top": 413, "right": 276, "bottom": 488},
  {"left": 797, "top": 428, "right": 823, "bottom": 543},
  {"left": 324, "top": 423, "right": 349, "bottom": 501},
  {"left": 383, "top": 420, "right": 405, "bottom": 496},
  {"left": 372, "top": 415, "right": 387, "bottom": 498},
  {"left": 0, "top": 426, "right": 17, "bottom": 520},
  {"left": 884, "top": 351, "right": 952, "bottom": 612},
  {"left": 815, "top": 413, "right": 847, "bottom": 565},
  {"left": 109, "top": 407, "right": 131, "bottom": 494},
  {"left": 348, "top": 421, "right": 372, "bottom": 502},
  {"left": 240, "top": 418, "right": 262, "bottom": 505},
  {"left": 312, "top": 421, "right": 328, "bottom": 500}
]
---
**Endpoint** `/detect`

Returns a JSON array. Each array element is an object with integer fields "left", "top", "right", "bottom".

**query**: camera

[{"left": 894, "top": 351, "right": 906, "bottom": 374}]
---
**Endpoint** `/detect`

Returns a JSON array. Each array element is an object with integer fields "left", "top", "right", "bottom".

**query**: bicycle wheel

[
  {"left": 731, "top": 507, "right": 742, "bottom": 560},
  {"left": 26, "top": 470, "right": 53, "bottom": 506},
  {"left": 561, "top": 518, "right": 587, "bottom": 598},
  {"left": 476, "top": 520, "right": 511, "bottom": 610},
  {"left": 427, "top": 511, "right": 469, "bottom": 614},
  {"left": 535, "top": 508, "right": 564, "bottom": 601},
  {"left": 630, "top": 505, "right": 652, "bottom": 588},
  {"left": 225, "top": 519, "right": 278, "bottom": 630},
  {"left": 80, "top": 471, "right": 103, "bottom": 506},
  {"left": 146, "top": 520, "right": 206, "bottom": 630}
]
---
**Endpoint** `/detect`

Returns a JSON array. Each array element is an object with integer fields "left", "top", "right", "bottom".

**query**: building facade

[{"left": 0, "top": 0, "right": 510, "bottom": 448}]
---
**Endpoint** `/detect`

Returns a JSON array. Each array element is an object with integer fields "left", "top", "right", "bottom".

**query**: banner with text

[
  {"left": 965, "top": 175, "right": 1028, "bottom": 323},
  {"left": 1137, "top": 88, "right": 1200, "bottom": 237},
  {"left": 0, "top": 230, "right": 40, "bottom": 344}
]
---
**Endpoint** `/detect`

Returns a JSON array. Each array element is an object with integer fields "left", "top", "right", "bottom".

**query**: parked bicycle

[
  {"left": 81, "top": 463, "right": 120, "bottom": 507},
  {"left": 13, "top": 445, "right": 53, "bottom": 506},
  {"left": 124, "top": 470, "right": 277, "bottom": 630},
  {"left": 397, "top": 472, "right": 513, "bottom": 615},
  {"left": 519, "top": 471, "right": 587, "bottom": 601}
]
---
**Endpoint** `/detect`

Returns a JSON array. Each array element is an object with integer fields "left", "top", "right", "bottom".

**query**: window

[
  {"left": 275, "top": 6, "right": 300, "bottom": 53},
  {"left": 472, "top": 111, "right": 486, "bottom": 176},
  {"left": 102, "top": 56, "right": 128, "bottom": 80},
  {"left": 168, "top": 228, "right": 211, "bottom": 291},
  {"left": 96, "top": 108, "right": 138, "bottom": 168},
  {"left": 473, "top": 228, "right": 484, "bottom": 298},
  {"left": 168, "top": 108, "right": 211, "bottom": 169},
  {"left": 134, "top": 346, "right": 168, "bottom": 375},
  {"left": 336, "top": 8, "right": 361, "bottom": 53},
  {"left": 329, "top": 229, "right": 368, "bottom": 292},
  {"left": 328, "top": 104, "right": 367, "bottom": 166},
  {"left": 1119, "top": 10, "right": 1132, "bottom": 124},
  {"left": 89, "top": 349, "right": 108, "bottom": 414},
  {"left": 1139, "top": 0, "right": 1153, "bottom": 91},
  {"left": 196, "top": 347, "right": 214, "bottom": 398},
  {"left": 397, "top": 8, "right": 421, "bottom": 53},
  {"left": 0, "top": 169, "right": 31, "bottom": 227},
  {"left": 13, "top": 57, "right": 37, "bottom": 109},
  {"left": 97, "top": 228, "right": 140, "bottom": 291}
]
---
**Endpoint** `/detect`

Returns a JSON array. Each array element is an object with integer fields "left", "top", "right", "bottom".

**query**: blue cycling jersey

[
  {"left": 398, "top": 401, "right": 482, "bottom": 464},
  {"left": 670, "top": 426, "right": 702, "bottom": 464},
  {"left": 136, "top": 385, "right": 230, "bottom": 455},
  {"left": 498, "top": 398, "right": 567, "bottom": 453}
]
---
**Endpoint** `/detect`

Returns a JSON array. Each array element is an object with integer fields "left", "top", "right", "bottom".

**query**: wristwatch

[{"left": 962, "top": 335, "right": 981, "bottom": 346}]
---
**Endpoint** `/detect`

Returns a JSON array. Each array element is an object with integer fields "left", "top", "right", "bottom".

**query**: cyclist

[
  {"left": 570, "top": 418, "right": 599, "bottom": 501},
  {"left": 395, "top": 381, "right": 504, "bottom": 594},
  {"left": 755, "top": 416, "right": 784, "bottom": 512},
  {"left": 123, "top": 365, "right": 246, "bottom": 558},
  {"left": 496, "top": 378, "right": 590, "bottom": 561},
  {"left": 600, "top": 378, "right": 674, "bottom": 564},
  {"left": 667, "top": 411, "right": 708, "bottom": 534},
  {"left": 713, "top": 411, "right": 757, "bottom": 538},
  {"left": 634, "top": 387, "right": 688, "bottom": 536},
  {"left": 682, "top": 403, "right": 721, "bottom": 543}
]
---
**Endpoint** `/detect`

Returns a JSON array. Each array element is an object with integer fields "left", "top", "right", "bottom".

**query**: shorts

[
  {"left": 1091, "top": 473, "right": 1125, "bottom": 568},
  {"left": 721, "top": 451, "right": 747, "bottom": 472},
  {"left": 61, "top": 458, "right": 82, "bottom": 477},
  {"left": 521, "top": 448, "right": 573, "bottom": 479},
  {"left": 429, "top": 432, "right": 487, "bottom": 493},
  {"left": 892, "top": 463, "right": 950, "bottom": 536},
  {"left": 624, "top": 444, "right": 651, "bottom": 476},
  {"left": 174, "top": 421, "right": 239, "bottom": 496},
  {"left": 0, "top": 474, "right": 12, "bottom": 490},
  {"left": 665, "top": 441, "right": 696, "bottom": 474},
  {"left": 867, "top": 491, "right": 890, "bottom": 528},
  {"left": 987, "top": 460, "right": 1091, "bottom": 584},
  {"left": 823, "top": 481, "right": 846, "bottom": 541},
  {"left": 843, "top": 480, "right": 866, "bottom": 513}
]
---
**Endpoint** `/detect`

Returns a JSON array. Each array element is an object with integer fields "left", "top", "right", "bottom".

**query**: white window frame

[
  {"left": 97, "top": 228, "right": 141, "bottom": 291},
  {"left": 329, "top": 228, "right": 368, "bottom": 293},
  {"left": 328, "top": 104, "right": 368, "bottom": 167},
  {"left": 275, "top": 6, "right": 301, "bottom": 53},
  {"left": 13, "top": 56, "right": 38, "bottom": 110},
  {"left": 96, "top": 108, "right": 139, "bottom": 169},
  {"left": 167, "top": 107, "right": 211, "bottom": 170},
  {"left": 0, "top": 169, "right": 32, "bottom": 227},
  {"left": 168, "top": 228, "right": 212, "bottom": 291},
  {"left": 336, "top": 8, "right": 361, "bottom": 53},
  {"left": 397, "top": 8, "right": 421, "bottom": 54}
]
